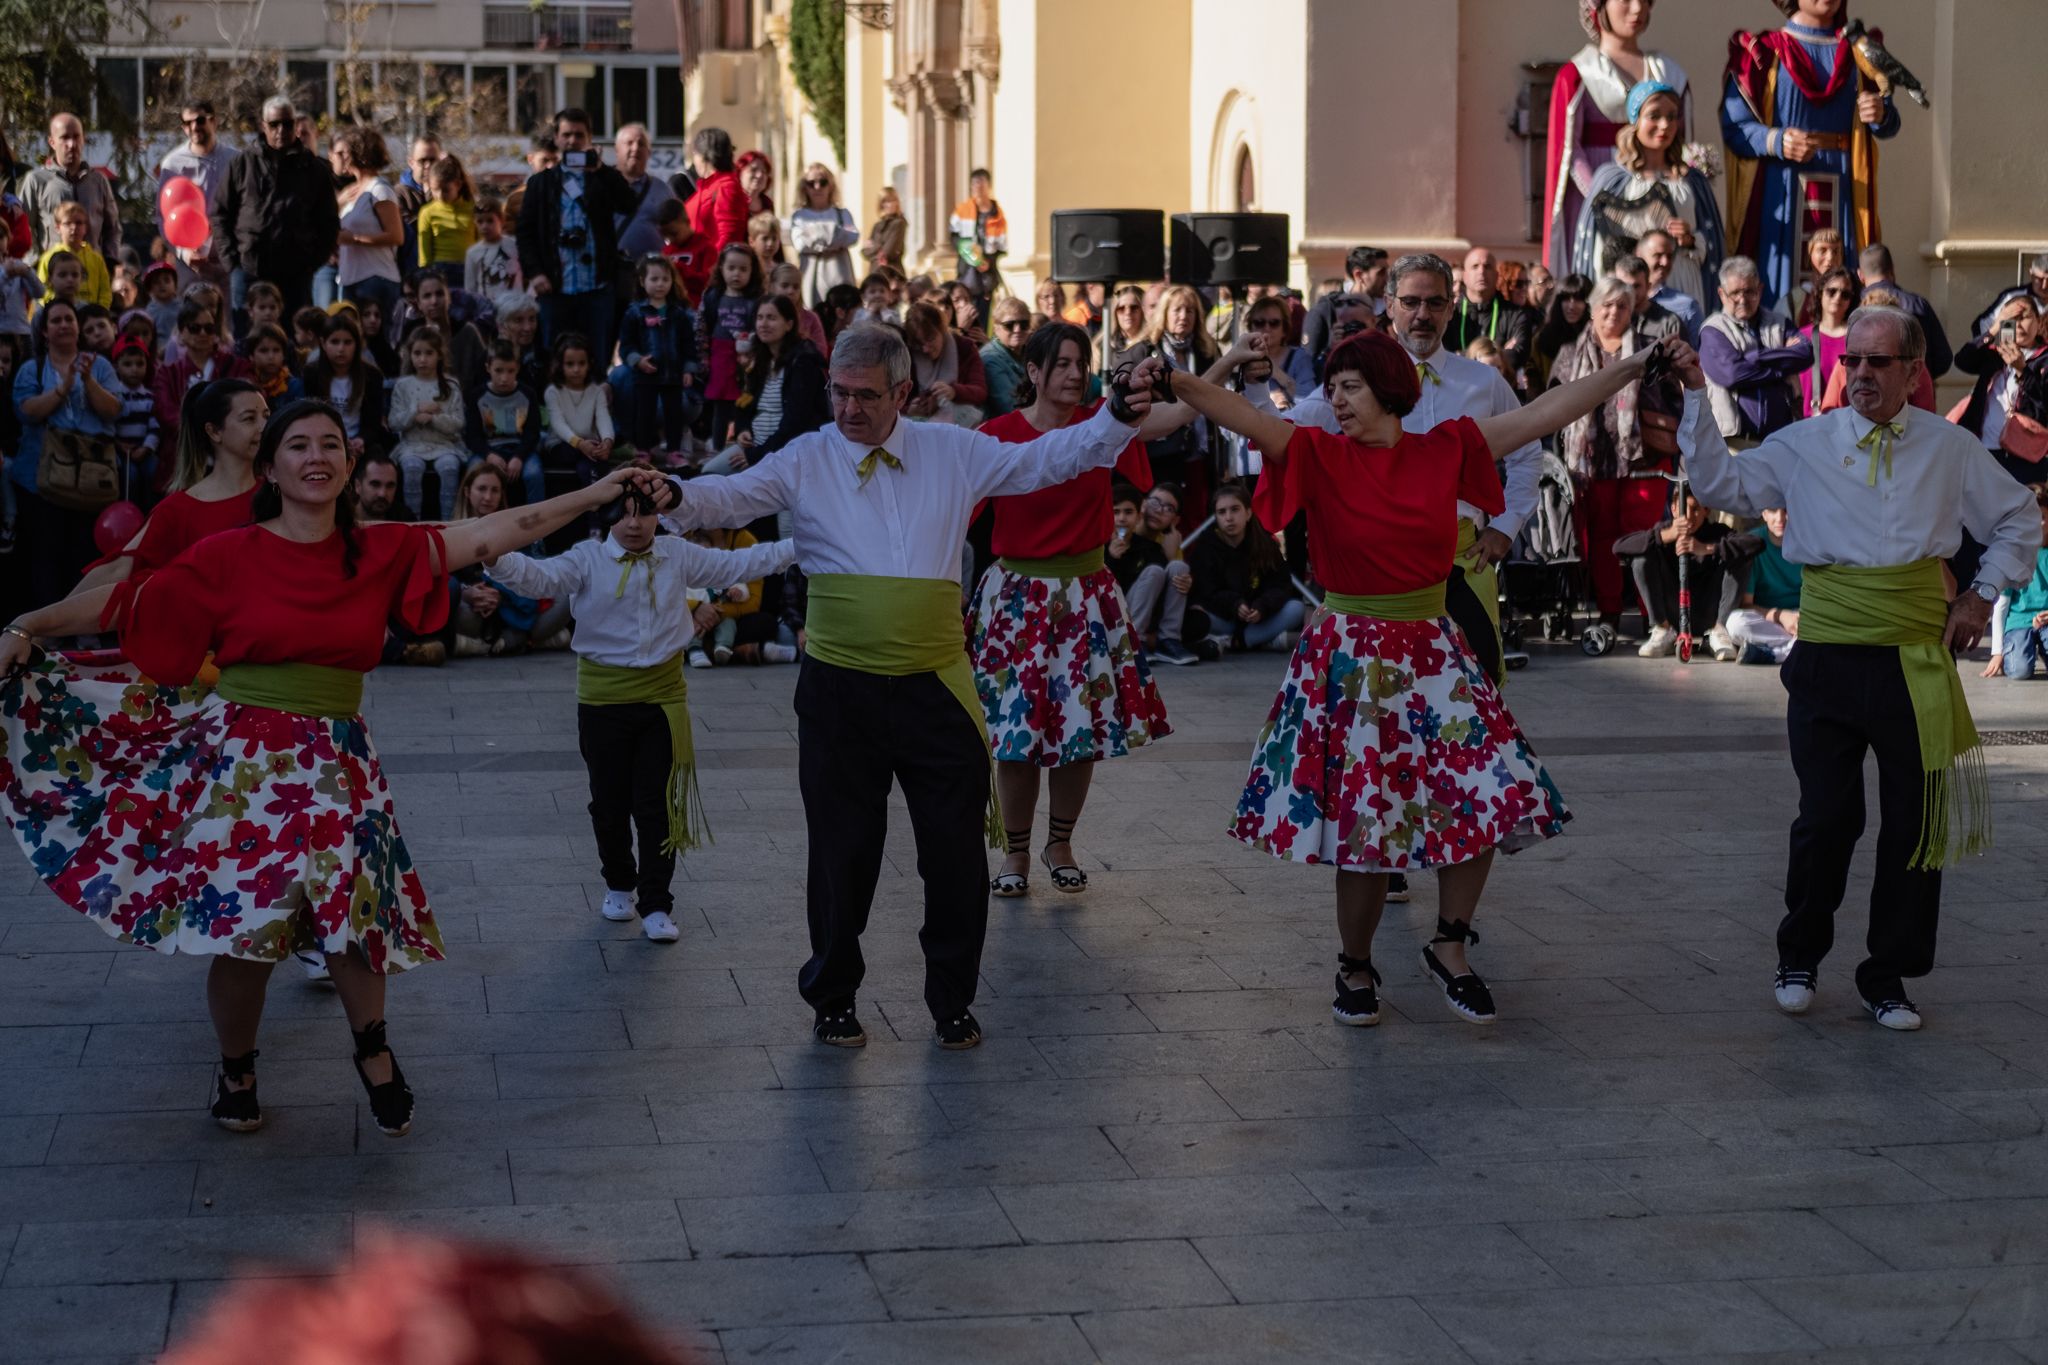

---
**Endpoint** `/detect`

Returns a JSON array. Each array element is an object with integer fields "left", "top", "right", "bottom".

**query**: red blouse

[
  {"left": 1255, "top": 418, "right": 1504, "bottom": 596},
  {"left": 111, "top": 523, "right": 450, "bottom": 686},
  {"left": 85, "top": 487, "right": 259, "bottom": 577},
  {"left": 981, "top": 400, "right": 1152, "bottom": 559}
]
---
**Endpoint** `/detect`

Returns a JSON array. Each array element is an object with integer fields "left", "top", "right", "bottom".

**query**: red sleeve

[
  {"left": 372, "top": 524, "right": 451, "bottom": 636},
  {"left": 152, "top": 362, "right": 185, "bottom": 437},
  {"left": 1114, "top": 437, "right": 1152, "bottom": 491},
  {"left": 1253, "top": 425, "right": 1317, "bottom": 533},
  {"left": 951, "top": 337, "right": 988, "bottom": 406},
  {"left": 714, "top": 178, "right": 750, "bottom": 251},
  {"left": 1450, "top": 417, "right": 1506, "bottom": 517},
  {"left": 107, "top": 538, "right": 223, "bottom": 685}
]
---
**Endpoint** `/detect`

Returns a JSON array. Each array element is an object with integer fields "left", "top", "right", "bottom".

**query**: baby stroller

[{"left": 1500, "top": 451, "right": 1597, "bottom": 656}]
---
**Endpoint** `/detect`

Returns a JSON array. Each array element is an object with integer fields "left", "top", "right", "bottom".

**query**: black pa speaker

[
  {"left": 1170, "top": 212, "right": 1291, "bottom": 287},
  {"left": 1049, "top": 209, "right": 1165, "bottom": 283}
]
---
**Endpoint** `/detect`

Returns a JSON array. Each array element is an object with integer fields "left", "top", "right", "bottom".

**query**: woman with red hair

[{"left": 1160, "top": 330, "right": 1660, "bottom": 1029}]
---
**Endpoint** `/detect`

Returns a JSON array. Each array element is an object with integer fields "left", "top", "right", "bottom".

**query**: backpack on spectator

[{"left": 31, "top": 359, "right": 121, "bottom": 511}]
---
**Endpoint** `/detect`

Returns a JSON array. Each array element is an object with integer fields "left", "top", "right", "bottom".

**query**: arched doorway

[{"left": 1234, "top": 145, "right": 1256, "bottom": 211}]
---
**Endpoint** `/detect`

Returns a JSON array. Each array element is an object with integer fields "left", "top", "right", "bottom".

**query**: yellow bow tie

[
  {"left": 856, "top": 447, "right": 903, "bottom": 485},
  {"left": 614, "top": 548, "right": 658, "bottom": 606},
  {"left": 1416, "top": 361, "right": 1442, "bottom": 387},
  {"left": 1857, "top": 419, "right": 1904, "bottom": 486}
]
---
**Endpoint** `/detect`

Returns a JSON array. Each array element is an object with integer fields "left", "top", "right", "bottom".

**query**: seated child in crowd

[
  {"left": 1616, "top": 485, "right": 1759, "bottom": 663},
  {"left": 681, "top": 526, "right": 772, "bottom": 667},
  {"left": 1185, "top": 479, "right": 1304, "bottom": 653},
  {"left": 302, "top": 309, "right": 387, "bottom": 460},
  {"left": 239, "top": 281, "right": 284, "bottom": 357},
  {"left": 389, "top": 324, "right": 468, "bottom": 519},
  {"left": 619, "top": 255, "right": 700, "bottom": 467},
  {"left": 467, "top": 340, "right": 544, "bottom": 504},
  {"left": 108, "top": 335, "right": 159, "bottom": 498},
  {"left": 483, "top": 490, "right": 796, "bottom": 942},
  {"left": 1726, "top": 507, "right": 1803, "bottom": 666},
  {"left": 1985, "top": 484, "right": 2048, "bottom": 680},
  {"left": 139, "top": 262, "right": 178, "bottom": 341},
  {"left": 244, "top": 323, "right": 302, "bottom": 404},
  {"left": 2, "top": 243, "right": 46, "bottom": 337},
  {"left": 447, "top": 463, "right": 571, "bottom": 657}
]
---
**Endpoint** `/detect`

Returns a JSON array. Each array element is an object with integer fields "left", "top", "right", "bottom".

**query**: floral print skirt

[
  {"left": 1229, "top": 609, "right": 1569, "bottom": 870},
  {"left": 968, "top": 564, "right": 1172, "bottom": 767},
  {"left": 0, "top": 654, "right": 443, "bottom": 972}
]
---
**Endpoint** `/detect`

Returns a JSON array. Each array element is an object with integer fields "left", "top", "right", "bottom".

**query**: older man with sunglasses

[
  {"left": 1672, "top": 310, "right": 2041, "bottom": 1032},
  {"left": 210, "top": 97, "right": 340, "bottom": 317}
]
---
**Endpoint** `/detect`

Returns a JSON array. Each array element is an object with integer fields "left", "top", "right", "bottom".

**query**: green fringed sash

[
  {"left": 215, "top": 663, "right": 364, "bottom": 719},
  {"left": 576, "top": 654, "right": 710, "bottom": 856},
  {"left": 1324, "top": 583, "right": 1449, "bottom": 622},
  {"left": 804, "top": 573, "right": 1003, "bottom": 848},
  {"left": 1799, "top": 558, "right": 1989, "bottom": 869},
  {"left": 999, "top": 549, "right": 1107, "bottom": 579}
]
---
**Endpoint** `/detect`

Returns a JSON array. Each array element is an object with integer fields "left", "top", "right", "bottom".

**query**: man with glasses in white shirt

[
  {"left": 1673, "top": 308, "right": 2040, "bottom": 1032},
  {"left": 649, "top": 325, "right": 1163, "bottom": 1051}
]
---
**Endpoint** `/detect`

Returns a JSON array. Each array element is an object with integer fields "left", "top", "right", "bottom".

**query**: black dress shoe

[
  {"left": 210, "top": 1050, "right": 263, "bottom": 1133},
  {"left": 935, "top": 1011, "right": 982, "bottom": 1050},
  {"left": 813, "top": 1006, "right": 867, "bottom": 1047}
]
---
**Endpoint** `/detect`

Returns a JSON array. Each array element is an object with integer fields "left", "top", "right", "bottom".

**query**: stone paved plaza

[{"left": 3, "top": 643, "right": 2048, "bottom": 1363}]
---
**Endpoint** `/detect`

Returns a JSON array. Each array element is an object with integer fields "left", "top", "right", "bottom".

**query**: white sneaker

[
  {"left": 712, "top": 643, "right": 733, "bottom": 665},
  {"left": 641, "top": 910, "right": 681, "bottom": 943},
  {"left": 1864, "top": 996, "right": 1923, "bottom": 1031},
  {"left": 1638, "top": 625, "right": 1678, "bottom": 658},
  {"left": 452, "top": 634, "right": 490, "bottom": 658},
  {"left": 687, "top": 648, "right": 712, "bottom": 670},
  {"left": 296, "top": 949, "right": 332, "bottom": 984},
  {"left": 1265, "top": 630, "right": 1295, "bottom": 653},
  {"left": 762, "top": 642, "right": 798, "bottom": 663},
  {"left": 1707, "top": 626, "right": 1738, "bottom": 662},
  {"left": 1773, "top": 967, "right": 1815, "bottom": 1014},
  {"left": 599, "top": 890, "right": 637, "bottom": 922}
]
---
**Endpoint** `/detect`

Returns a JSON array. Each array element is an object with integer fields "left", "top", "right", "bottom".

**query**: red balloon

[
  {"left": 157, "top": 175, "right": 206, "bottom": 222},
  {"left": 93, "top": 501, "right": 145, "bottom": 558},
  {"left": 165, "top": 203, "right": 210, "bottom": 252}
]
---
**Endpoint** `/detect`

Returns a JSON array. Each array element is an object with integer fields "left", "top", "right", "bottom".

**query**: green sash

[
  {"left": 576, "top": 654, "right": 709, "bottom": 855},
  {"left": 999, "top": 549, "right": 1107, "bottom": 580},
  {"left": 1455, "top": 517, "right": 1504, "bottom": 683},
  {"left": 215, "top": 663, "right": 364, "bottom": 719},
  {"left": 804, "top": 573, "right": 1003, "bottom": 847},
  {"left": 1324, "top": 583, "right": 1449, "bottom": 622},
  {"left": 1799, "top": 558, "right": 1988, "bottom": 869}
]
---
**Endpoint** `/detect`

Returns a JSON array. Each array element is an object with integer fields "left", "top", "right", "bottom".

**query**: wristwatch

[{"left": 1971, "top": 581, "right": 2001, "bottom": 604}]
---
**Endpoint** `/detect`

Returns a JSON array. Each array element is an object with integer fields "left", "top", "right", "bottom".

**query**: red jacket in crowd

[{"left": 679, "top": 168, "right": 751, "bottom": 303}]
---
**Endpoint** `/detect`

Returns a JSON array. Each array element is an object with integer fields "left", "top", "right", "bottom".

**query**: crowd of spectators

[{"left": 2, "top": 98, "right": 2044, "bottom": 680}]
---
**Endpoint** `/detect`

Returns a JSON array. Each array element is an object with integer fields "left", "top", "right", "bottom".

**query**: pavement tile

[
  {"left": 1419, "top": 1282, "right": 1820, "bottom": 1363},
  {"left": 1030, "top": 1029, "right": 1326, "bottom": 1079},
  {"left": 1749, "top": 1266, "right": 2048, "bottom": 1348},
  {"left": 493, "top": 1046, "right": 780, "bottom": 1098},
  {"left": 766, "top": 1037, "right": 1057, "bottom": 1088},
  {"left": 928, "top": 1074, "right": 1237, "bottom": 1129},
  {"left": 607, "top": 1254, "right": 889, "bottom": 1333},
  {"left": 720, "top": 1314, "right": 1096, "bottom": 1364},
  {"left": 1104, "top": 1115, "right": 1428, "bottom": 1178},
  {"left": 5, "top": 1213, "right": 350, "bottom": 1286},
  {"left": 1595, "top": 1147, "right": 1948, "bottom": 1214},
  {"left": 1506, "top": 1208, "right": 1890, "bottom": 1286},
  {"left": 993, "top": 1172, "right": 1337, "bottom": 1243},
  {"left": 1074, "top": 1298, "right": 1469, "bottom": 1365},
  {"left": 1201, "top": 1062, "right": 1515, "bottom": 1120},
  {"left": 46, "top": 1106, "right": 356, "bottom": 1163},
  {"left": 191, "top": 1152, "right": 515, "bottom": 1215},
  {"left": 0, "top": 1283, "right": 174, "bottom": 1358},
  {"left": 509, "top": 1139, "right": 825, "bottom": 1203},
  {"left": 1878, "top": 1138, "right": 2048, "bottom": 1200},
  {"left": 1298, "top": 1160, "right": 1647, "bottom": 1227},
  {"left": 810, "top": 1126, "right": 1134, "bottom": 1192},
  {"left": 1193, "top": 1224, "right": 1562, "bottom": 1302},
  {"left": 680, "top": 1187, "right": 1017, "bottom": 1257},
  {"left": 361, "top": 1200, "right": 691, "bottom": 1265},
  {"left": 867, "top": 1240, "right": 1231, "bottom": 1319},
  {"left": 0, "top": 1027, "right": 88, "bottom": 1068},
  {"left": 1819, "top": 1196, "right": 2048, "bottom": 1271},
  {"left": 651, "top": 1085, "right": 950, "bottom": 1143},
  {"left": 1386, "top": 1105, "right": 1710, "bottom": 1163}
]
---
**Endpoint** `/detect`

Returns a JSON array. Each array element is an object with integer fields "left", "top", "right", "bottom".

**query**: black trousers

[
  {"left": 795, "top": 656, "right": 991, "bottom": 1022},
  {"left": 1780, "top": 643, "right": 1942, "bottom": 999},
  {"left": 1446, "top": 567, "right": 1502, "bottom": 682},
  {"left": 578, "top": 701, "right": 677, "bottom": 914}
]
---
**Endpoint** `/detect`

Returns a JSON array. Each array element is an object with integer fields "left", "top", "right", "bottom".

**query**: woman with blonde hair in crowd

[
  {"left": 1121, "top": 283, "right": 1220, "bottom": 521},
  {"left": 448, "top": 462, "right": 572, "bottom": 657},
  {"left": 786, "top": 163, "right": 859, "bottom": 308},
  {"left": 859, "top": 186, "right": 905, "bottom": 273}
]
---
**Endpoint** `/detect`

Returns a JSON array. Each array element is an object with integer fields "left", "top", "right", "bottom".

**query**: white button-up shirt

[
  {"left": 1403, "top": 342, "right": 1541, "bottom": 542},
  {"left": 665, "top": 405, "right": 1139, "bottom": 581},
  {"left": 489, "top": 532, "right": 798, "bottom": 668},
  {"left": 1676, "top": 389, "right": 2041, "bottom": 590}
]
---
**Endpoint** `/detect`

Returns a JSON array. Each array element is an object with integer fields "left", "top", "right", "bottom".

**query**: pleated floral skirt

[
  {"left": 0, "top": 653, "right": 443, "bottom": 971},
  {"left": 1229, "top": 610, "right": 1569, "bottom": 870},
  {"left": 968, "top": 564, "right": 1172, "bottom": 767}
]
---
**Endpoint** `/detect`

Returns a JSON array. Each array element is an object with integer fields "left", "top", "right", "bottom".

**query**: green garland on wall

[{"left": 788, "top": 0, "right": 846, "bottom": 166}]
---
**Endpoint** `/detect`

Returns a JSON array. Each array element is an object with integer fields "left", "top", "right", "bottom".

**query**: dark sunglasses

[
  {"left": 802, "top": 177, "right": 829, "bottom": 188},
  {"left": 1246, "top": 317, "right": 1286, "bottom": 329},
  {"left": 184, "top": 322, "right": 217, "bottom": 335},
  {"left": 181, "top": 115, "right": 212, "bottom": 127},
  {"left": 1840, "top": 353, "right": 1903, "bottom": 370},
  {"left": 996, "top": 318, "right": 1029, "bottom": 332}
]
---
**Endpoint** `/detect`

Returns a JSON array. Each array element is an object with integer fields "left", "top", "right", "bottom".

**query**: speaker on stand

[
  {"left": 1169, "top": 212, "right": 1292, "bottom": 288},
  {"left": 1049, "top": 209, "right": 1165, "bottom": 377}
]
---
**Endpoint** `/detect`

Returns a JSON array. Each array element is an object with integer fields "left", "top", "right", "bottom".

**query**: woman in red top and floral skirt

[
  {"left": 969, "top": 321, "right": 1192, "bottom": 896},
  {"left": 1163, "top": 331, "right": 1661, "bottom": 1027},
  {"left": 0, "top": 398, "right": 652, "bottom": 1137}
]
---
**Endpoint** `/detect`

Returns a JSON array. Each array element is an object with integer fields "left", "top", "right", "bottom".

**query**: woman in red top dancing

[
  {"left": 0, "top": 399, "right": 653, "bottom": 1138},
  {"left": 969, "top": 321, "right": 1192, "bottom": 896},
  {"left": 1163, "top": 331, "right": 1659, "bottom": 1027}
]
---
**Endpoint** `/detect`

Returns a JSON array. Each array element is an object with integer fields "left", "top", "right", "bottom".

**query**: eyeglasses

[
  {"left": 803, "top": 177, "right": 829, "bottom": 189},
  {"left": 1395, "top": 295, "right": 1451, "bottom": 312},
  {"left": 1143, "top": 496, "right": 1178, "bottom": 512},
  {"left": 1332, "top": 320, "right": 1368, "bottom": 338},
  {"left": 1246, "top": 317, "right": 1286, "bottom": 330},
  {"left": 1840, "top": 353, "right": 1903, "bottom": 370},
  {"left": 1822, "top": 287, "right": 1854, "bottom": 297},
  {"left": 996, "top": 319, "right": 1029, "bottom": 333},
  {"left": 181, "top": 115, "right": 212, "bottom": 128},
  {"left": 264, "top": 118, "right": 293, "bottom": 130},
  {"left": 185, "top": 323, "right": 217, "bottom": 335},
  {"left": 828, "top": 383, "right": 893, "bottom": 406}
]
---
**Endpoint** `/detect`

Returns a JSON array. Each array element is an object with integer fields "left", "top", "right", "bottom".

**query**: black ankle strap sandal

[
  {"left": 1422, "top": 918, "right": 1497, "bottom": 1025},
  {"left": 352, "top": 1020, "right": 415, "bottom": 1138},
  {"left": 991, "top": 825, "right": 1033, "bottom": 898},
  {"left": 1041, "top": 813, "right": 1087, "bottom": 894},
  {"left": 1332, "top": 952, "right": 1383, "bottom": 1027},
  {"left": 210, "top": 1049, "right": 263, "bottom": 1133}
]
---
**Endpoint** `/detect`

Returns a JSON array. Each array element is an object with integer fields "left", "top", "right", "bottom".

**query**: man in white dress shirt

[
  {"left": 652, "top": 326, "right": 1161, "bottom": 1049},
  {"left": 1672, "top": 309, "right": 2040, "bottom": 1031}
]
